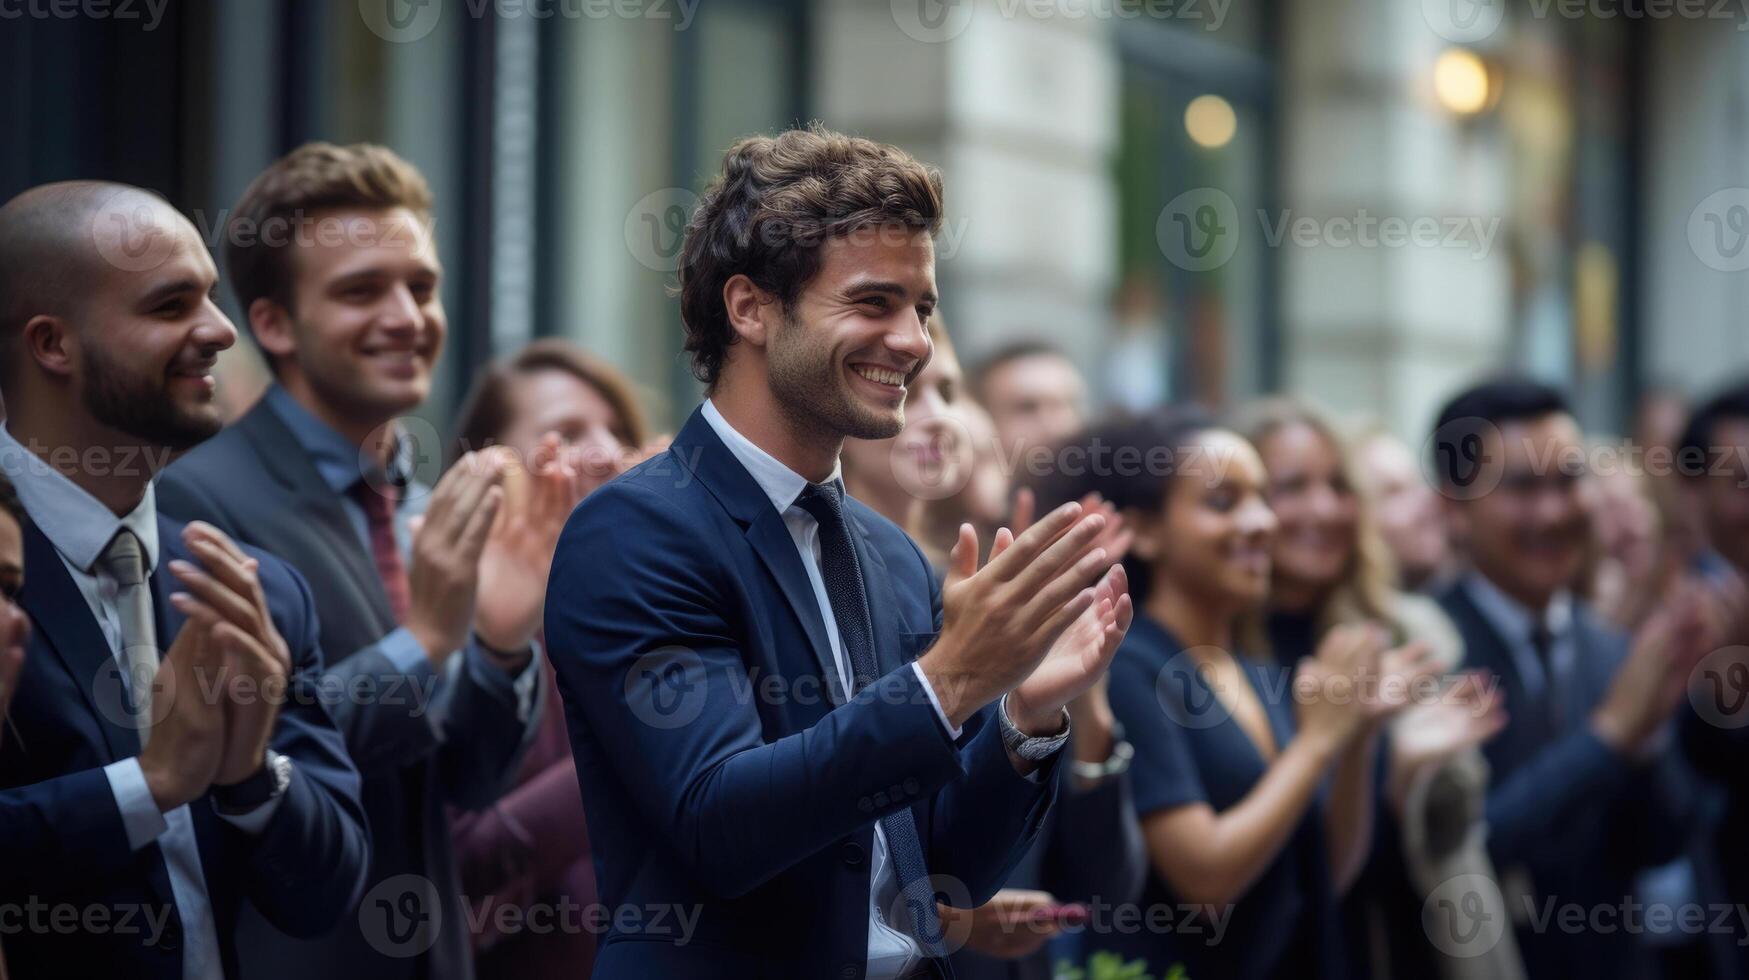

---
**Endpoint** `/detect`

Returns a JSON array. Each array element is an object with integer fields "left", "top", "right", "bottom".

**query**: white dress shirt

[
  {"left": 702, "top": 400, "right": 960, "bottom": 980},
  {"left": 0, "top": 424, "right": 282, "bottom": 980}
]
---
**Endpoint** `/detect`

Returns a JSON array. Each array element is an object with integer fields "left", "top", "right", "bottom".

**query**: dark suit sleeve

[
  {"left": 227, "top": 554, "right": 371, "bottom": 937},
  {"left": 156, "top": 469, "right": 448, "bottom": 777},
  {"left": 1485, "top": 727, "right": 1627, "bottom": 864},
  {"left": 1042, "top": 759, "right": 1147, "bottom": 906},
  {"left": 907, "top": 542, "right": 1058, "bottom": 906},
  {"left": 1682, "top": 707, "right": 1749, "bottom": 788},
  {"left": 1610, "top": 731, "right": 1698, "bottom": 869},
  {"left": 431, "top": 641, "right": 546, "bottom": 811},
  {"left": 545, "top": 482, "right": 976, "bottom": 900},
  {"left": 0, "top": 768, "right": 136, "bottom": 895}
]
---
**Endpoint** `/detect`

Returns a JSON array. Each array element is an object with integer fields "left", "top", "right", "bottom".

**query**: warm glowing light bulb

[
  {"left": 1434, "top": 47, "right": 1491, "bottom": 116},
  {"left": 1184, "top": 94, "right": 1237, "bottom": 149}
]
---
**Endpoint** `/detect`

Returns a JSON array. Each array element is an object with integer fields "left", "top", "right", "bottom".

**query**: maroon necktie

[{"left": 350, "top": 480, "right": 411, "bottom": 624}]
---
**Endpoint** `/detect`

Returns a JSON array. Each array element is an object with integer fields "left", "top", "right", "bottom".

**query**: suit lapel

[
  {"left": 672, "top": 410, "right": 846, "bottom": 705},
  {"left": 1442, "top": 582, "right": 1547, "bottom": 750},
  {"left": 19, "top": 521, "right": 140, "bottom": 760},
  {"left": 745, "top": 509, "right": 846, "bottom": 704},
  {"left": 236, "top": 401, "right": 398, "bottom": 629}
]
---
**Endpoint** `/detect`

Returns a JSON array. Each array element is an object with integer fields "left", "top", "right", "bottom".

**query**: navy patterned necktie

[{"left": 796, "top": 481, "right": 946, "bottom": 957}]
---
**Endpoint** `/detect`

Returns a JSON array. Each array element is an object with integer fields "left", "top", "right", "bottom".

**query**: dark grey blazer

[
  {"left": 1436, "top": 580, "right": 1696, "bottom": 980},
  {"left": 156, "top": 397, "right": 543, "bottom": 980}
]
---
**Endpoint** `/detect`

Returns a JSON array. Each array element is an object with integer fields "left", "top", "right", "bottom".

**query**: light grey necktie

[{"left": 99, "top": 529, "right": 159, "bottom": 744}]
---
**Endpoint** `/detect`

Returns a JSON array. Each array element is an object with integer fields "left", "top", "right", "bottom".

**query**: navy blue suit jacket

[
  {"left": 0, "top": 514, "right": 371, "bottom": 979},
  {"left": 545, "top": 408, "right": 1056, "bottom": 978},
  {"left": 1437, "top": 582, "right": 1694, "bottom": 980}
]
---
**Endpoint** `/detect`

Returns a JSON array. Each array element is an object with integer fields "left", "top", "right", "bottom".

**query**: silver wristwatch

[
  {"left": 998, "top": 695, "right": 1072, "bottom": 761},
  {"left": 1070, "top": 732, "right": 1135, "bottom": 781}
]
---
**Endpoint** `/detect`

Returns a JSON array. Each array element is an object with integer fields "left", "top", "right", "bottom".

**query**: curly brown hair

[{"left": 676, "top": 123, "right": 944, "bottom": 389}]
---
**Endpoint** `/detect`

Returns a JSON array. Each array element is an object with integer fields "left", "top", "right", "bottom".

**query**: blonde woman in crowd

[{"left": 1240, "top": 399, "right": 1517, "bottom": 980}]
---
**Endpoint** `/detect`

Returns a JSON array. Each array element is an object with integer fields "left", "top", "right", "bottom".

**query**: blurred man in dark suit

[
  {"left": 157, "top": 144, "right": 550, "bottom": 980},
  {"left": 1429, "top": 378, "right": 1710, "bottom": 979},
  {"left": 1675, "top": 380, "right": 1749, "bottom": 977},
  {"left": 546, "top": 125, "right": 1132, "bottom": 978},
  {"left": 0, "top": 181, "right": 369, "bottom": 979}
]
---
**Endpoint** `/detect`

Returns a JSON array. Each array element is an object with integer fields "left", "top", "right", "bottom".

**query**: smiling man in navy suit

[
  {"left": 545, "top": 125, "right": 1132, "bottom": 979},
  {"left": 0, "top": 181, "right": 369, "bottom": 979}
]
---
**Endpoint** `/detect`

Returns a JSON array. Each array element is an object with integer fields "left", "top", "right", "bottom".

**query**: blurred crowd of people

[{"left": 2, "top": 133, "right": 1748, "bottom": 980}]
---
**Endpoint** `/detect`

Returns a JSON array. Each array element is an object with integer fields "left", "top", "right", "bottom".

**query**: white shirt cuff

[
  {"left": 910, "top": 661, "right": 963, "bottom": 741},
  {"left": 103, "top": 758, "right": 168, "bottom": 851}
]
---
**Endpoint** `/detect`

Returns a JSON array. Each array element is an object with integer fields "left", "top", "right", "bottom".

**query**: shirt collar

[
  {"left": 1462, "top": 570, "right": 1573, "bottom": 644},
  {"left": 700, "top": 398, "right": 841, "bottom": 515},
  {"left": 263, "top": 384, "right": 412, "bottom": 495},
  {"left": 0, "top": 424, "right": 160, "bottom": 574}
]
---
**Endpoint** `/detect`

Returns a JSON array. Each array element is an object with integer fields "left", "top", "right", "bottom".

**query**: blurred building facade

[{"left": 3, "top": 0, "right": 1745, "bottom": 444}]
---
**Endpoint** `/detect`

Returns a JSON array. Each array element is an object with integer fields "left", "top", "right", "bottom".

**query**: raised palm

[{"left": 475, "top": 436, "right": 591, "bottom": 651}]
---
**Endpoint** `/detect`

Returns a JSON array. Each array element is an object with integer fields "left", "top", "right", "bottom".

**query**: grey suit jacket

[{"left": 156, "top": 397, "right": 544, "bottom": 980}]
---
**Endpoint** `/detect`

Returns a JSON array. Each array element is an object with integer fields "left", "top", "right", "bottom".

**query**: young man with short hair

[
  {"left": 157, "top": 144, "right": 556, "bottom": 980},
  {"left": 547, "top": 125, "right": 1131, "bottom": 978}
]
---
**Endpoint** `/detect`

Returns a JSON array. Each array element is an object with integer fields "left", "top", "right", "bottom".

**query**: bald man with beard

[{"left": 0, "top": 182, "right": 369, "bottom": 980}]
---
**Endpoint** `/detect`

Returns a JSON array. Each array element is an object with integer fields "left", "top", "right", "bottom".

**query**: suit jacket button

[
  {"left": 840, "top": 965, "right": 859, "bottom": 979},
  {"left": 159, "top": 922, "right": 181, "bottom": 952},
  {"left": 841, "top": 841, "right": 865, "bottom": 867}
]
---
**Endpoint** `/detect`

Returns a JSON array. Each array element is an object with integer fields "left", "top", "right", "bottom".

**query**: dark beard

[
  {"left": 767, "top": 307, "right": 903, "bottom": 442},
  {"left": 81, "top": 343, "right": 221, "bottom": 451}
]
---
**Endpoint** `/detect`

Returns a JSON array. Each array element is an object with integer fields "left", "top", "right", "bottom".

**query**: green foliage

[{"left": 1053, "top": 950, "right": 1188, "bottom": 980}]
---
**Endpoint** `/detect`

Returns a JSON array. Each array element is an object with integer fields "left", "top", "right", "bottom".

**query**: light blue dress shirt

[
  {"left": 261, "top": 386, "right": 540, "bottom": 726},
  {"left": 0, "top": 424, "right": 284, "bottom": 980}
]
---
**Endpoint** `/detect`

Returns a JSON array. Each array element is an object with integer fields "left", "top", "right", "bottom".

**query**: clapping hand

[
  {"left": 406, "top": 450, "right": 507, "bottom": 665},
  {"left": 476, "top": 436, "right": 592, "bottom": 655},
  {"left": 1386, "top": 671, "right": 1508, "bottom": 811},
  {"left": 169, "top": 522, "right": 293, "bottom": 786},
  {"left": 919, "top": 500, "right": 1113, "bottom": 737},
  {"left": 1596, "top": 576, "right": 1719, "bottom": 753}
]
